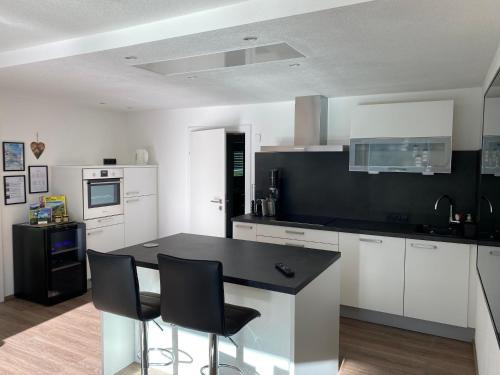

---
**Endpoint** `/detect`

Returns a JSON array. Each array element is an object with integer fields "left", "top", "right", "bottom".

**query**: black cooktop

[{"left": 274, "top": 214, "right": 334, "bottom": 226}]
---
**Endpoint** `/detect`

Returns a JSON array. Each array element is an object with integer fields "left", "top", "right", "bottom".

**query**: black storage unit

[{"left": 13, "top": 222, "right": 87, "bottom": 305}]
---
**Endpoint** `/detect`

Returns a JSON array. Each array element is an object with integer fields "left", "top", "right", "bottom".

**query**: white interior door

[{"left": 189, "top": 128, "right": 226, "bottom": 237}]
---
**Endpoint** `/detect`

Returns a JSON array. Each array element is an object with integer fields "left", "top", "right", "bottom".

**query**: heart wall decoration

[{"left": 31, "top": 133, "right": 45, "bottom": 159}]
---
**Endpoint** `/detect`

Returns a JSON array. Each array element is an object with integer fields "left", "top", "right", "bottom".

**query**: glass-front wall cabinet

[{"left": 350, "top": 136, "right": 452, "bottom": 174}]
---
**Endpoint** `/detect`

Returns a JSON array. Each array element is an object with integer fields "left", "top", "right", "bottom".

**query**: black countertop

[
  {"left": 477, "top": 245, "right": 500, "bottom": 348},
  {"left": 110, "top": 233, "right": 341, "bottom": 295},
  {"left": 233, "top": 214, "right": 477, "bottom": 245}
]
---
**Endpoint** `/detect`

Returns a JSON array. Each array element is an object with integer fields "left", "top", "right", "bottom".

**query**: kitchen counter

[
  {"left": 111, "top": 232, "right": 340, "bottom": 295},
  {"left": 103, "top": 233, "right": 341, "bottom": 374},
  {"left": 477, "top": 245, "right": 500, "bottom": 347},
  {"left": 233, "top": 214, "right": 477, "bottom": 245}
]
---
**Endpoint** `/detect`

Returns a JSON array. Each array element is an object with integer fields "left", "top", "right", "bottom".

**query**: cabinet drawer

[
  {"left": 233, "top": 222, "right": 257, "bottom": 241},
  {"left": 85, "top": 215, "right": 124, "bottom": 230},
  {"left": 257, "top": 224, "right": 338, "bottom": 244},
  {"left": 257, "top": 235, "right": 339, "bottom": 251},
  {"left": 404, "top": 239, "right": 469, "bottom": 327}
]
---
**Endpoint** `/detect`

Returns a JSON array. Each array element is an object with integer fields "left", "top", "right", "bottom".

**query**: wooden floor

[{"left": 0, "top": 294, "right": 476, "bottom": 375}]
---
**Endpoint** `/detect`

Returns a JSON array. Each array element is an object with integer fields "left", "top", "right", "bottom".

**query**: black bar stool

[
  {"left": 157, "top": 254, "right": 261, "bottom": 375},
  {"left": 87, "top": 250, "right": 174, "bottom": 375}
]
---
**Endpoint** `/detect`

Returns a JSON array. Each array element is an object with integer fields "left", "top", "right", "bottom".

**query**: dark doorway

[{"left": 226, "top": 133, "right": 245, "bottom": 238}]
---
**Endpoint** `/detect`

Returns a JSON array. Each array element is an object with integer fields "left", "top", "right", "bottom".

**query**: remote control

[{"left": 275, "top": 262, "right": 295, "bottom": 277}]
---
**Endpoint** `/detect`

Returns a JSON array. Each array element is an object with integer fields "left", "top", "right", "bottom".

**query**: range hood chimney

[{"left": 260, "top": 95, "right": 347, "bottom": 152}]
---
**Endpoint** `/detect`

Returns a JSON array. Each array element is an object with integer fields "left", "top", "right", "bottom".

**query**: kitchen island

[{"left": 101, "top": 233, "right": 341, "bottom": 375}]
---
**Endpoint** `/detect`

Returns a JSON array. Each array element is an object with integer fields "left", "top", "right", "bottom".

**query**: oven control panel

[{"left": 83, "top": 168, "right": 124, "bottom": 180}]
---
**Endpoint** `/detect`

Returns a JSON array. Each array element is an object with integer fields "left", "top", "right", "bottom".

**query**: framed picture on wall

[
  {"left": 4, "top": 175, "right": 26, "bottom": 205},
  {"left": 3, "top": 142, "right": 25, "bottom": 171},
  {"left": 28, "top": 166, "right": 49, "bottom": 194}
]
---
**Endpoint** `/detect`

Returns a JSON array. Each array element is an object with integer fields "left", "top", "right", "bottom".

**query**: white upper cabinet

[
  {"left": 349, "top": 100, "right": 454, "bottom": 174},
  {"left": 350, "top": 100, "right": 454, "bottom": 139},
  {"left": 124, "top": 167, "right": 157, "bottom": 197},
  {"left": 404, "top": 239, "right": 470, "bottom": 327}
]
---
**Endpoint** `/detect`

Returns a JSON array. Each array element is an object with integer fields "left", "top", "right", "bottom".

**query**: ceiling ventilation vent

[{"left": 133, "top": 42, "right": 304, "bottom": 76}]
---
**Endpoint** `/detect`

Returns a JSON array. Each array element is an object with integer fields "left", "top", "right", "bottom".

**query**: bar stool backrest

[
  {"left": 87, "top": 249, "right": 142, "bottom": 321},
  {"left": 157, "top": 254, "right": 226, "bottom": 335}
]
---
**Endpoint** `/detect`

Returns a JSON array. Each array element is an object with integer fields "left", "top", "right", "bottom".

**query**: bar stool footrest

[{"left": 200, "top": 363, "right": 245, "bottom": 375}]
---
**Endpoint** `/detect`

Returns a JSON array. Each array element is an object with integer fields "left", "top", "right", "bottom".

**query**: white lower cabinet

[
  {"left": 86, "top": 223, "right": 125, "bottom": 279},
  {"left": 339, "top": 233, "right": 405, "bottom": 314},
  {"left": 256, "top": 235, "right": 338, "bottom": 251},
  {"left": 356, "top": 235, "right": 405, "bottom": 315},
  {"left": 233, "top": 222, "right": 257, "bottom": 241},
  {"left": 404, "top": 239, "right": 469, "bottom": 327},
  {"left": 475, "top": 273, "right": 500, "bottom": 375},
  {"left": 124, "top": 195, "right": 158, "bottom": 246}
]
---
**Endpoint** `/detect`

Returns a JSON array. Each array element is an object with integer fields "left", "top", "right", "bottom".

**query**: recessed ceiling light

[
  {"left": 124, "top": 55, "right": 138, "bottom": 60},
  {"left": 289, "top": 63, "right": 301, "bottom": 68},
  {"left": 243, "top": 36, "right": 258, "bottom": 41}
]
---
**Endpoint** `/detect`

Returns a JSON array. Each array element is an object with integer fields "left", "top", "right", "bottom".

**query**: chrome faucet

[
  {"left": 434, "top": 194, "right": 460, "bottom": 224},
  {"left": 481, "top": 195, "right": 494, "bottom": 214}
]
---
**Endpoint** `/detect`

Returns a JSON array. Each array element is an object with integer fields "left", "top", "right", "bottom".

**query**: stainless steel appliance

[{"left": 83, "top": 168, "right": 124, "bottom": 220}]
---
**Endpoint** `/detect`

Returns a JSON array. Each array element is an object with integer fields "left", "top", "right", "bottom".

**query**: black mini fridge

[{"left": 13, "top": 222, "right": 87, "bottom": 305}]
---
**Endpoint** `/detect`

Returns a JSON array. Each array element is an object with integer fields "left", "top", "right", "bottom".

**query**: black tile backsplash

[{"left": 255, "top": 151, "right": 480, "bottom": 227}]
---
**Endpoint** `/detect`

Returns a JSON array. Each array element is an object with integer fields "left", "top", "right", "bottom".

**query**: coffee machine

[{"left": 251, "top": 169, "right": 280, "bottom": 217}]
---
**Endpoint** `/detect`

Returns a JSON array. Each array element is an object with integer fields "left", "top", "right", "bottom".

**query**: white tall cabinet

[{"left": 123, "top": 166, "right": 158, "bottom": 246}]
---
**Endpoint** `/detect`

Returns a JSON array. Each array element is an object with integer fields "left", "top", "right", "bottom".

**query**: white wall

[
  {"left": 484, "top": 44, "right": 500, "bottom": 93},
  {"left": 126, "top": 87, "right": 483, "bottom": 238},
  {"left": 0, "top": 92, "right": 128, "bottom": 297},
  {"left": 125, "top": 102, "right": 295, "bottom": 238}
]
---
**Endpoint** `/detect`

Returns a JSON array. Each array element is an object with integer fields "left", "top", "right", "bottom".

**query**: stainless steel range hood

[{"left": 260, "top": 95, "right": 347, "bottom": 152}]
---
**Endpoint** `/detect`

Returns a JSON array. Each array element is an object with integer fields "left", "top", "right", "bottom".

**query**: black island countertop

[
  {"left": 233, "top": 214, "right": 478, "bottom": 245},
  {"left": 110, "top": 233, "right": 340, "bottom": 295}
]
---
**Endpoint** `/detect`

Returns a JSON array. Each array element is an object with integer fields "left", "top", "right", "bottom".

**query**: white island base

[{"left": 101, "top": 260, "right": 340, "bottom": 375}]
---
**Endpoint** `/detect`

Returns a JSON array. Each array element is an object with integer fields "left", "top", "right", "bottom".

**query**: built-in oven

[{"left": 83, "top": 168, "right": 124, "bottom": 220}]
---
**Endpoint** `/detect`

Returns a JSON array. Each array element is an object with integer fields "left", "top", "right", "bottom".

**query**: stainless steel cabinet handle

[
  {"left": 285, "top": 242, "right": 305, "bottom": 248},
  {"left": 126, "top": 191, "right": 140, "bottom": 195},
  {"left": 126, "top": 198, "right": 140, "bottom": 203},
  {"left": 87, "top": 229, "right": 104, "bottom": 236},
  {"left": 411, "top": 243, "right": 438, "bottom": 250},
  {"left": 210, "top": 198, "right": 223, "bottom": 204},
  {"left": 489, "top": 250, "right": 500, "bottom": 256},
  {"left": 97, "top": 217, "right": 113, "bottom": 223},
  {"left": 359, "top": 238, "right": 383, "bottom": 244},
  {"left": 285, "top": 230, "right": 305, "bottom": 235},
  {"left": 235, "top": 224, "right": 253, "bottom": 229}
]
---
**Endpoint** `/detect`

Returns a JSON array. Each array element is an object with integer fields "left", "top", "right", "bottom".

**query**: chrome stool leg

[
  {"left": 200, "top": 334, "right": 245, "bottom": 375},
  {"left": 137, "top": 321, "right": 175, "bottom": 370}
]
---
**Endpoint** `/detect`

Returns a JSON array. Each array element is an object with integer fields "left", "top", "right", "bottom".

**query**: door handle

[
  {"left": 87, "top": 229, "right": 104, "bottom": 236},
  {"left": 126, "top": 191, "right": 140, "bottom": 195},
  {"left": 410, "top": 243, "right": 438, "bottom": 250},
  {"left": 210, "top": 198, "right": 223, "bottom": 204},
  {"left": 359, "top": 238, "right": 383, "bottom": 244},
  {"left": 126, "top": 198, "right": 140, "bottom": 203},
  {"left": 489, "top": 250, "right": 500, "bottom": 256}
]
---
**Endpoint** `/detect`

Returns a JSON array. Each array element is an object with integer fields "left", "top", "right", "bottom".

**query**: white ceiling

[
  {"left": 0, "top": 0, "right": 499, "bottom": 111},
  {"left": 0, "top": 0, "right": 248, "bottom": 52}
]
